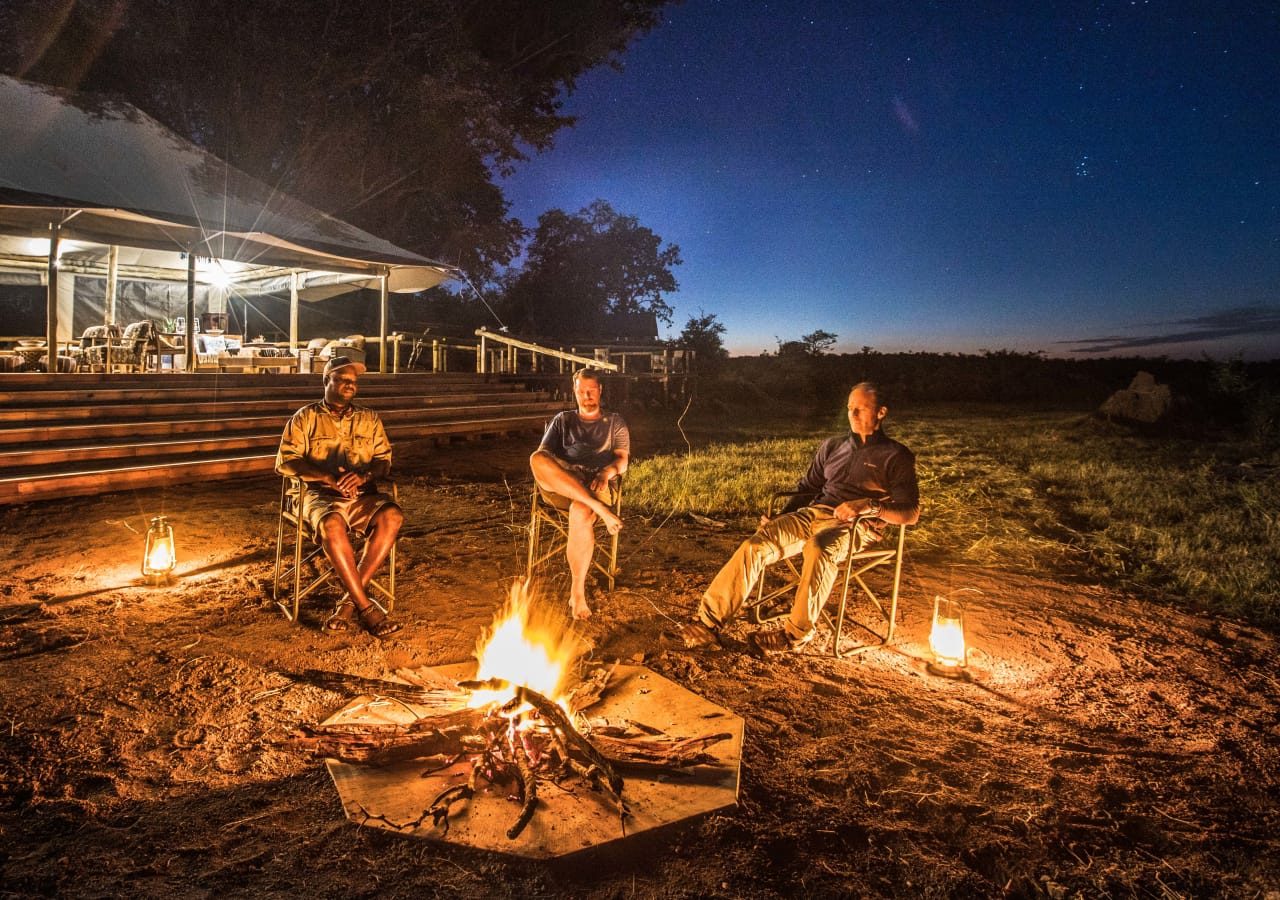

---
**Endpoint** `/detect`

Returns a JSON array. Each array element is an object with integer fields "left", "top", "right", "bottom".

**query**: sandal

[
  {"left": 669, "top": 620, "right": 722, "bottom": 650},
  {"left": 357, "top": 604, "right": 402, "bottom": 638},
  {"left": 749, "top": 628, "right": 814, "bottom": 656},
  {"left": 323, "top": 597, "right": 357, "bottom": 633}
]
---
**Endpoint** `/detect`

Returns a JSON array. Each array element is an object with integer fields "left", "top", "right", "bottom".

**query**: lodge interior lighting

[{"left": 142, "top": 515, "right": 176, "bottom": 581}]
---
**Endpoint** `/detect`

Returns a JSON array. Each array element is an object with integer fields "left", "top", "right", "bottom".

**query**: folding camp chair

[
  {"left": 272, "top": 476, "right": 397, "bottom": 623},
  {"left": 526, "top": 477, "right": 622, "bottom": 591},
  {"left": 744, "top": 491, "right": 907, "bottom": 658}
]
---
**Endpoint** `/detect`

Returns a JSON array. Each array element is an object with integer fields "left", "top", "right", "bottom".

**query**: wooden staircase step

[
  {"left": 0, "top": 392, "right": 559, "bottom": 426},
  {"left": 0, "top": 399, "right": 563, "bottom": 449},
  {"left": 0, "top": 405, "right": 562, "bottom": 470},
  {"left": 0, "top": 380, "right": 522, "bottom": 407},
  {"left": 0, "top": 413, "right": 552, "bottom": 505}
]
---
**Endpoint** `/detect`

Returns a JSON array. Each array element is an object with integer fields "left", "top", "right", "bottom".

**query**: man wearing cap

[{"left": 276, "top": 356, "right": 404, "bottom": 637}]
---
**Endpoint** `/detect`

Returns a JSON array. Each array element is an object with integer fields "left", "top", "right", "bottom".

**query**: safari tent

[{"left": 0, "top": 74, "right": 456, "bottom": 372}]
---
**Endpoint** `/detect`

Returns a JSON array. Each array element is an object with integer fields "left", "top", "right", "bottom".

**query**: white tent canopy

[{"left": 0, "top": 74, "right": 458, "bottom": 369}]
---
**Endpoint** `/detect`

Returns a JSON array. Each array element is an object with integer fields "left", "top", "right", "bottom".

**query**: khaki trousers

[{"left": 698, "top": 506, "right": 869, "bottom": 640}]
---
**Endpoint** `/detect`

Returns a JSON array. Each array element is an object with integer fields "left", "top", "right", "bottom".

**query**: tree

[
  {"left": 679, "top": 311, "right": 728, "bottom": 372},
  {"left": 775, "top": 329, "right": 838, "bottom": 357},
  {"left": 801, "top": 329, "right": 838, "bottom": 355},
  {"left": 502, "top": 200, "right": 681, "bottom": 339},
  {"left": 0, "top": 0, "right": 673, "bottom": 281}
]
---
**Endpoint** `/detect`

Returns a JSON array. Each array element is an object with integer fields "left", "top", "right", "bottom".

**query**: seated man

[
  {"left": 529, "top": 368, "right": 628, "bottom": 621},
  {"left": 679, "top": 382, "right": 920, "bottom": 654},
  {"left": 275, "top": 356, "right": 404, "bottom": 637}
]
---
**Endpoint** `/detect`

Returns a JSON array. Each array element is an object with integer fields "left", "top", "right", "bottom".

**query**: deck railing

[{"left": 473, "top": 328, "right": 694, "bottom": 377}]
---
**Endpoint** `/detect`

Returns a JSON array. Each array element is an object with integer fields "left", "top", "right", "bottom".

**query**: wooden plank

[
  {"left": 0, "top": 401, "right": 562, "bottom": 447},
  {"left": 0, "top": 412, "right": 560, "bottom": 476},
  {"left": 0, "top": 393, "right": 557, "bottom": 425},
  {"left": 0, "top": 415, "right": 551, "bottom": 504},
  {"left": 0, "top": 382, "right": 523, "bottom": 407}
]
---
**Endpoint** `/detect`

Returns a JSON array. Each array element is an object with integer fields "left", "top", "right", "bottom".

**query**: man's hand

[
  {"left": 332, "top": 468, "right": 366, "bottom": 499},
  {"left": 833, "top": 499, "right": 875, "bottom": 523},
  {"left": 589, "top": 467, "right": 615, "bottom": 494}
]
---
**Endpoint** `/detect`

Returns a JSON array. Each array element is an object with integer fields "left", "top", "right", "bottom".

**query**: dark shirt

[
  {"left": 538, "top": 410, "right": 631, "bottom": 472},
  {"left": 781, "top": 428, "right": 920, "bottom": 525}
]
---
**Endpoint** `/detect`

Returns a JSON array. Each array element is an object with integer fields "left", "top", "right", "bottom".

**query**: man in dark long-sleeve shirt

[{"left": 679, "top": 382, "right": 920, "bottom": 654}]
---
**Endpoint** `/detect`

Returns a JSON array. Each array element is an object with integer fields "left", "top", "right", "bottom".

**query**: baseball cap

[{"left": 323, "top": 356, "right": 367, "bottom": 377}]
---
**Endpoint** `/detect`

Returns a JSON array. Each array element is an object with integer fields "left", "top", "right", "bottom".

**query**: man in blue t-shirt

[{"left": 530, "top": 368, "right": 629, "bottom": 620}]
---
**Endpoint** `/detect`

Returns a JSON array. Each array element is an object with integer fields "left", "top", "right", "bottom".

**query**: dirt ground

[{"left": 1, "top": 437, "right": 1278, "bottom": 899}]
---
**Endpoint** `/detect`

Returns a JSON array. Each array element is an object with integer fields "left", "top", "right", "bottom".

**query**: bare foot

[
  {"left": 570, "top": 595, "right": 593, "bottom": 620},
  {"left": 597, "top": 507, "right": 623, "bottom": 535}
]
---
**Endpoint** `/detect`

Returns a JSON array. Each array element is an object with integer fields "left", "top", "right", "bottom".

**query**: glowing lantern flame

[
  {"left": 469, "top": 581, "right": 583, "bottom": 710},
  {"left": 142, "top": 515, "right": 176, "bottom": 579},
  {"left": 929, "top": 594, "right": 966, "bottom": 669}
]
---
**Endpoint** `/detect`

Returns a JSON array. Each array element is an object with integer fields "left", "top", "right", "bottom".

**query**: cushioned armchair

[
  {"left": 117, "top": 321, "right": 155, "bottom": 372},
  {"left": 78, "top": 325, "right": 123, "bottom": 372}
]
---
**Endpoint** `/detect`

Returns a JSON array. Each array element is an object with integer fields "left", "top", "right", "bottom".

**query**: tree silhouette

[
  {"left": 0, "top": 0, "right": 673, "bottom": 280},
  {"left": 502, "top": 200, "right": 681, "bottom": 340}
]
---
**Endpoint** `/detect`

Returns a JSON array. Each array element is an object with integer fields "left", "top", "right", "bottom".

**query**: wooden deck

[{"left": 0, "top": 372, "right": 561, "bottom": 504}]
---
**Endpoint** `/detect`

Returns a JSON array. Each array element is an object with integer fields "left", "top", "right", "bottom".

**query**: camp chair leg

[
  {"left": 527, "top": 478, "right": 623, "bottom": 593},
  {"left": 737, "top": 491, "right": 908, "bottom": 659},
  {"left": 826, "top": 526, "right": 907, "bottom": 658},
  {"left": 271, "top": 476, "right": 398, "bottom": 625},
  {"left": 526, "top": 490, "right": 542, "bottom": 581}
]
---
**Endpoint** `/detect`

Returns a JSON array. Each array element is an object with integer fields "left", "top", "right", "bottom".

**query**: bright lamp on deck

[
  {"left": 142, "top": 515, "right": 176, "bottom": 581},
  {"left": 928, "top": 594, "right": 967, "bottom": 674}
]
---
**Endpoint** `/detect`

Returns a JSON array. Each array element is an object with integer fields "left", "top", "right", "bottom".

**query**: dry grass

[{"left": 627, "top": 405, "right": 1280, "bottom": 624}]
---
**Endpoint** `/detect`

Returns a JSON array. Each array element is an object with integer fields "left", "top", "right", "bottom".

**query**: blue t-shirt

[{"left": 538, "top": 410, "right": 631, "bottom": 471}]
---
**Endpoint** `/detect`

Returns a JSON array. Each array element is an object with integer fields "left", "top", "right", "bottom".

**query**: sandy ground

[{"left": 1, "top": 438, "right": 1278, "bottom": 899}]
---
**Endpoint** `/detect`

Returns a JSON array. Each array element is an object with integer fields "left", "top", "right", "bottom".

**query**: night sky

[{"left": 502, "top": 1, "right": 1280, "bottom": 359}]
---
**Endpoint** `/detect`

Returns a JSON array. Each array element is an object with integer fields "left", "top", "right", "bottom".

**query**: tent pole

[
  {"left": 185, "top": 253, "right": 196, "bottom": 372},
  {"left": 105, "top": 245, "right": 119, "bottom": 327},
  {"left": 289, "top": 271, "right": 300, "bottom": 352},
  {"left": 378, "top": 272, "right": 389, "bottom": 374},
  {"left": 104, "top": 245, "right": 118, "bottom": 373},
  {"left": 46, "top": 219, "right": 60, "bottom": 372}
]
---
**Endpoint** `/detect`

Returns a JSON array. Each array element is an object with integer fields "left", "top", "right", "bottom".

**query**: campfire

[{"left": 278, "top": 583, "right": 739, "bottom": 848}]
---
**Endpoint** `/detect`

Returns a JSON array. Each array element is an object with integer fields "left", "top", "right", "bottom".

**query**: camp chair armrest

[
  {"left": 768, "top": 490, "right": 817, "bottom": 517},
  {"left": 281, "top": 473, "right": 396, "bottom": 498}
]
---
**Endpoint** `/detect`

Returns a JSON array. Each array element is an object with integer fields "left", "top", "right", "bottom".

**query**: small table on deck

[{"left": 12, "top": 343, "right": 47, "bottom": 372}]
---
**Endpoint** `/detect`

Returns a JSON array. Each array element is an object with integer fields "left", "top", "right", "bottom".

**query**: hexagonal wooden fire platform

[{"left": 322, "top": 663, "right": 744, "bottom": 859}]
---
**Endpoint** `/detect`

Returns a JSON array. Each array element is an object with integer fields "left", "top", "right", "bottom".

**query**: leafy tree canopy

[
  {"left": 501, "top": 199, "right": 681, "bottom": 340},
  {"left": 776, "top": 329, "right": 838, "bottom": 357},
  {"left": 679, "top": 310, "right": 728, "bottom": 369},
  {"left": 0, "top": 0, "right": 674, "bottom": 281}
]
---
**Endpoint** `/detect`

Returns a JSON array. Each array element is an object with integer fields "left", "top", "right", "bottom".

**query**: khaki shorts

[
  {"left": 299, "top": 486, "right": 399, "bottom": 537},
  {"left": 538, "top": 457, "right": 617, "bottom": 511}
]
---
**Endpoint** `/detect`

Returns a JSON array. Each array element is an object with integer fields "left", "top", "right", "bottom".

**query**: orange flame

[{"left": 469, "top": 580, "right": 585, "bottom": 709}]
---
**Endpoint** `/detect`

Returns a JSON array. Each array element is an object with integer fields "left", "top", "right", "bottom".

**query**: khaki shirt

[{"left": 275, "top": 400, "right": 392, "bottom": 479}]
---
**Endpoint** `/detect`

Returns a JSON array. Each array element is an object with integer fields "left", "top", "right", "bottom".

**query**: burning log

[
  {"left": 279, "top": 669, "right": 469, "bottom": 706},
  {"left": 279, "top": 707, "right": 488, "bottom": 765},
  {"left": 584, "top": 732, "right": 732, "bottom": 769}
]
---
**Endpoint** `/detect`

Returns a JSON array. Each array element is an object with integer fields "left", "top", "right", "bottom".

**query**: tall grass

[{"left": 626, "top": 406, "right": 1280, "bottom": 624}]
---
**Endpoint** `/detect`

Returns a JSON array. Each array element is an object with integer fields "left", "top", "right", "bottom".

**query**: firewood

[
  {"left": 564, "top": 662, "right": 617, "bottom": 714},
  {"left": 507, "top": 737, "right": 539, "bottom": 839},
  {"left": 586, "top": 732, "right": 733, "bottom": 768},
  {"left": 280, "top": 669, "right": 469, "bottom": 706},
  {"left": 274, "top": 707, "right": 488, "bottom": 765},
  {"left": 510, "top": 685, "right": 623, "bottom": 795}
]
